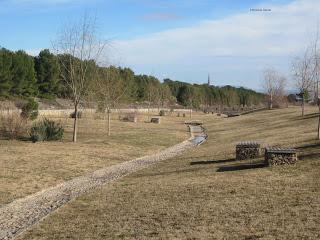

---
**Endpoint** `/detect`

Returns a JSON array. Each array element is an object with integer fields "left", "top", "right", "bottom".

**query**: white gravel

[{"left": 0, "top": 125, "right": 207, "bottom": 240}]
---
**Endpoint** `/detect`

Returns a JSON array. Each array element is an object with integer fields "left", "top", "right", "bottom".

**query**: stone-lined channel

[{"left": 0, "top": 125, "right": 207, "bottom": 240}]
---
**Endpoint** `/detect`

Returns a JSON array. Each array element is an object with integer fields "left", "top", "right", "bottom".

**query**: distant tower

[{"left": 207, "top": 74, "right": 211, "bottom": 86}]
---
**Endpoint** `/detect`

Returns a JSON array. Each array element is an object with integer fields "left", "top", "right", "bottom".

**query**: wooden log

[
  {"left": 265, "top": 147, "right": 297, "bottom": 166},
  {"left": 236, "top": 141, "right": 261, "bottom": 160}
]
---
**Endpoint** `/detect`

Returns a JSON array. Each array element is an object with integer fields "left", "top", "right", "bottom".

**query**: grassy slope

[
  {"left": 17, "top": 107, "right": 320, "bottom": 239},
  {"left": 0, "top": 114, "right": 188, "bottom": 205}
]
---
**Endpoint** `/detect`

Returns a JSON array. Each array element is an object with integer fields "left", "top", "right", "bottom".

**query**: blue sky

[{"left": 0, "top": 0, "right": 319, "bottom": 90}]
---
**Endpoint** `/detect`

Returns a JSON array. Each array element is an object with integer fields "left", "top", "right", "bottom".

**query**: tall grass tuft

[{"left": 0, "top": 112, "right": 27, "bottom": 140}]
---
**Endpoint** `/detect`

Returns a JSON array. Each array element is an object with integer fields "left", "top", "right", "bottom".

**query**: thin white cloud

[
  {"left": 141, "top": 12, "right": 183, "bottom": 21},
  {"left": 4, "top": 0, "right": 81, "bottom": 5},
  {"left": 112, "top": 0, "right": 320, "bottom": 78},
  {"left": 12, "top": 0, "right": 73, "bottom": 3}
]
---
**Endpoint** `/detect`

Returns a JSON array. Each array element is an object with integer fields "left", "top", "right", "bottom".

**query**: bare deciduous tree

[
  {"left": 94, "top": 66, "right": 127, "bottom": 136},
  {"left": 292, "top": 48, "right": 314, "bottom": 117},
  {"left": 158, "top": 84, "right": 175, "bottom": 109},
  {"left": 54, "top": 16, "right": 106, "bottom": 142},
  {"left": 262, "top": 67, "right": 287, "bottom": 110},
  {"left": 146, "top": 82, "right": 158, "bottom": 121},
  {"left": 275, "top": 75, "right": 287, "bottom": 107},
  {"left": 310, "top": 25, "right": 320, "bottom": 139}
]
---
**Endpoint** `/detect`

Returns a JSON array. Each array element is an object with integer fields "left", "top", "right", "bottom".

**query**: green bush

[
  {"left": 21, "top": 98, "right": 39, "bottom": 120},
  {"left": 29, "top": 122, "right": 46, "bottom": 142},
  {"left": 30, "top": 118, "right": 64, "bottom": 143}
]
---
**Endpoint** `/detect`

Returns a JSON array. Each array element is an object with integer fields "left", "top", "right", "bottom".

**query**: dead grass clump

[
  {"left": 0, "top": 111, "right": 28, "bottom": 139},
  {"left": 0, "top": 101, "right": 17, "bottom": 111},
  {"left": 93, "top": 112, "right": 106, "bottom": 120},
  {"left": 119, "top": 112, "right": 138, "bottom": 123}
]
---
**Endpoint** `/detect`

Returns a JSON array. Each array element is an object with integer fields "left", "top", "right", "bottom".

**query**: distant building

[{"left": 207, "top": 74, "right": 211, "bottom": 86}]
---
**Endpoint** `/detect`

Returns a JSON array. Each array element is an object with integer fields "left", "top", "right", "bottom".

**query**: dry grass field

[
  {"left": 0, "top": 112, "right": 188, "bottom": 206},
  {"left": 7, "top": 106, "right": 320, "bottom": 239}
]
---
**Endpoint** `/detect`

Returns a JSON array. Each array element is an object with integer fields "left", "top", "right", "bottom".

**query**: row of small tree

[
  {"left": 165, "top": 79, "right": 264, "bottom": 109},
  {"left": 262, "top": 26, "right": 320, "bottom": 139},
  {"left": 293, "top": 27, "right": 320, "bottom": 139}
]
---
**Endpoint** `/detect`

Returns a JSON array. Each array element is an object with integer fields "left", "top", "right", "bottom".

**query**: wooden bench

[
  {"left": 236, "top": 141, "right": 261, "bottom": 160},
  {"left": 265, "top": 147, "right": 297, "bottom": 166}
]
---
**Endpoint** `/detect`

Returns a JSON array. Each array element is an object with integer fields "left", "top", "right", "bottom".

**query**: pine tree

[
  {"left": 11, "top": 50, "right": 37, "bottom": 96},
  {"left": 0, "top": 48, "right": 13, "bottom": 96},
  {"left": 35, "top": 49, "right": 60, "bottom": 98}
]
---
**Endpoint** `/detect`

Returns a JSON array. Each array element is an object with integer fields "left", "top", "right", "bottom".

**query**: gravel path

[{"left": 0, "top": 125, "right": 207, "bottom": 240}]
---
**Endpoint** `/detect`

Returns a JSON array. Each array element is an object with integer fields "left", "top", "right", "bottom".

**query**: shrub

[
  {"left": 0, "top": 111, "right": 28, "bottom": 140},
  {"left": 70, "top": 111, "right": 82, "bottom": 119},
  {"left": 96, "top": 102, "right": 106, "bottom": 113},
  {"left": 30, "top": 118, "right": 64, "bottom": 142},
  {"left": 159, "top": 110, "right": 166, "bottom": 116},
  {"left": 29, "top": 122, "right": 46, "bottom": 142},
  {"left": 119, "top": 113, "right": 138, "bottom": 123},
  {"left": 21, "top": 98, "right": 39, "bottom": 120}
]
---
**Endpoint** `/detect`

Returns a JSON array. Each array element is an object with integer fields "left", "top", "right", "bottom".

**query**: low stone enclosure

[
  {"left": 119, "top": 113, "right": 138, "bottom": 123},
  {"left": 184, "top": 120, "right": 203, "bottom": 126},
  {"left": 150, "top": 117, "right": 161, "bottom": 124},
  {"left": 235, "top": 141, "right": 298, "bottom": 166},
  {"left": 236, "top": 141, "right": 261, "bottom": 160},
  {"left": 265, "top": 147, "right": 297, "bottom": 166}
]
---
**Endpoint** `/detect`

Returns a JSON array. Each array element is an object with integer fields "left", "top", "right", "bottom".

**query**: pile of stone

[
  {"left": 265, "top": 147, "right": 297, "bottom": 166},
  {"left": 236, "top": 141, "right": 261, "bottom": 160}
]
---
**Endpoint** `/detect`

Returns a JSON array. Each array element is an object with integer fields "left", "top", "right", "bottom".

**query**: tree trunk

[
  {"left": 301, "top": 96, "right": 305, "bottom": 117},
  {"left": 316, "top": 79, "right": 320, "bottom": 140},
  {"left": 72, "top": 104, "right": 78, "bottom": 142},
  {"left": 269, "top": 94, "right": 273, "bottom": 110},
  {"left": 107, "top": 109, "right": 111, "bottom": 136},
  {"left": 148, "top": 102, "right": 150, "bottom": 121},
  {"left": 318, "top": 105, "right": 320, "bottom": 140},
  {"left": 190, "top": 108, "right": 192, "bottom": 119}
]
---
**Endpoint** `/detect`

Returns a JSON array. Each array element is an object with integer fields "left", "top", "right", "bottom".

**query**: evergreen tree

[
  {"left": 0, "top": 48, "right": 13, "bottom": 96},
  {"left": 177, "top": 85, "right": 194, "bottom": 107},
  {"left": 35, "top": 49, "right": 60, "bottom": 98},
  {"left": 11, "top": 50, "right": 37, "bottom": 96}
]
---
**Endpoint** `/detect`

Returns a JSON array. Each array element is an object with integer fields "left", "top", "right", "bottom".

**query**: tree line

[{"left": 0, "top": 47, "right": 264, "bottom": 107}]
